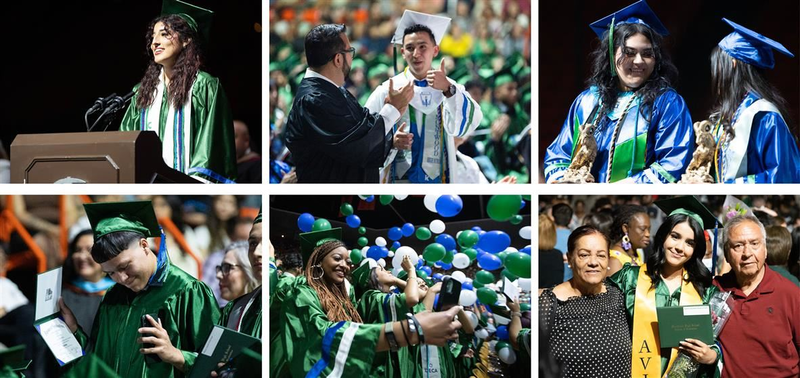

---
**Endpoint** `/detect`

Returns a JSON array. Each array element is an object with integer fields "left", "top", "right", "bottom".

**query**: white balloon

[
  {"left": 387, "top": 251, "right": 395, "bottom": 258},
  {"left": 452, "top": 253, "right": 471, "bottom": 269},
  {"left": 451, "top": 270, "right": 467, "bottom": 282},
  {"left": 504, "top": 247, "right": 519, "bottom": 253},
  {"left": 392, "top": 266, "right": 403, "bottom": 276},
  {"left": 358, "top": 195, "right": 370, "bottom": 200},
  {"left": 486, "top": 323, "right": 497, "bottom": 334},
  {"left": 430, "top": 219, "right": 446, "bottom": 234},
  {"left": 394, "top": 194, "right": 408, "bottom": 201},
  {"left": 488, "top": 340, "right": 498, "bottom": 352},
  {"left": 519, "top": 226, "right": 532, "bottom": 240},
  {"left": 475, "top": 328, "right": 489, "bottom": 340},
  {"left": 458, "top": 290, "right": 477, "bottom": 306},
  {"left": 392, "top": 246, "right": 418, "bottom": 268},
  {"left": 423, "top": 194, "right": 441, "bottom": 213},
  {"left": 377, "top": 258, "right": 386, "bottom": 268},
  {"left": 465, "top": 311, "right": 479, "bottom": 329},
  {"left": 375, "top": 237, "right": 387, "bottom": 247},
  {"left": 361, "top": 246, "right": 370, "bottom": 255},
  {"left": 517, "top": 278, "right": 532, "bottom": 292},
  {"left": 498, "top": 347, "right": 517, "bottom": 364}
]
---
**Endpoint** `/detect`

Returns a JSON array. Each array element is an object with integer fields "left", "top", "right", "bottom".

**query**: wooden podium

[{"left": 10, "top": 131, "right": 199, "bottom": 183}]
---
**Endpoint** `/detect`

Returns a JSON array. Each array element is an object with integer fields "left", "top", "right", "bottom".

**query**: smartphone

[
  {"left": 141, "top": 313, "right": 162, "bottom": 363},
  {"left": 434, "top": 277, "right": 461, "bottom": 312}
]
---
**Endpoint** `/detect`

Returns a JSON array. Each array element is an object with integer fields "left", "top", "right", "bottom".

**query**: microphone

[
  {"left": 105, "top": 91, "right": 135, "bottom": 114},
  {"left": 87, "top": 93, "right": 117, "bottom": 113}
]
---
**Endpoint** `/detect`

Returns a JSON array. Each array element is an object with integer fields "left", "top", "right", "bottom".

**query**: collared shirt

[
  {"left": 714, "top": 266, "right": 800, "bottom": 377},
  {"left": 304, "top": 68, "right": 400, "bottom": 134}
]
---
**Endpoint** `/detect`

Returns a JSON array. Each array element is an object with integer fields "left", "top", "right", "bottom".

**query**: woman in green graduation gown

[
  {"left": 608, "top": 196, "right": 721, "bottom": 377},
  {"left": 60, "top": 200, "right": 220, "bottom": 377},
  {"left": 274, "top": 228, "right": 464, "bottom": 378},
  {"left": 353, "top": 255, "right": 421, "bottom": 378},
  {"left": 120, "top": 0, "right": 237, "bottom": 183}
]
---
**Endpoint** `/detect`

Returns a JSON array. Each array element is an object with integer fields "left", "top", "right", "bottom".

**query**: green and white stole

[{"left": 140, "top": 68, "right": 194, "bottom": 174}]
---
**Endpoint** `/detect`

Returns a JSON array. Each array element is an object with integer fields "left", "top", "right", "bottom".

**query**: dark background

[
  {"left": 270, "top": 195, "right": 532, "bottom": 256},
  {"left": 0, "top": 0, "right": 262, "bottom": 157},
  {"left": 538, "top": 0, "right": 800, "bottom": 180}
]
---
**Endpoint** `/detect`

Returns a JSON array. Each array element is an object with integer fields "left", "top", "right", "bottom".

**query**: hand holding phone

[
  {"left": 140, "top": 314, "right": 162, "bottom": 363},
  {"left": 434, "top": 277, "right": 461, "bottom": 312}
]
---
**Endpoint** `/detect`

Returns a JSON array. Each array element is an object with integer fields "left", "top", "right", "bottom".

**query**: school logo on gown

[{"left": 421, "top": 92, "right": 432, "bottom": 107}]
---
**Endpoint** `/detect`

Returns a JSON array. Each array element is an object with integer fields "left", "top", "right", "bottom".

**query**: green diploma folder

[
  {"left": 656, "top": 305, "right": 714, "bottom": 348},
  {"left": 190, "top": 325, "right": 261, "bottom": 378}
]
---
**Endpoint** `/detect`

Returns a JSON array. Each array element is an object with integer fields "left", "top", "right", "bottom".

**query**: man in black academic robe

[{"left": 285, "top": 23, "right": 412, "bottom": 183}]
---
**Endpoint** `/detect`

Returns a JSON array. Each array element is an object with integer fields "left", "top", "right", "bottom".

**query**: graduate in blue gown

[
  {"left": 706, "top": 18, "right": 800, "bottom": 183},
  {"left": 544, "top": 0, "right": 693, "bottom": 184}
]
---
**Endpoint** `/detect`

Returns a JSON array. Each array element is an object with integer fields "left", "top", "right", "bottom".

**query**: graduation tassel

[{"left": 609, "top": 15, "right": 617, "bottom": 77}]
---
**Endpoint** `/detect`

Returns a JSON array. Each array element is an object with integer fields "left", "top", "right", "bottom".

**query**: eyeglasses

[
  {"left": 331, "top": 47, "right": 356, "bottom": 61},
  {"left": 728, "top": 239, "right": 763, "bottom": 254},
  {"left": 621, "top": 47, "right": 655, "bottom": 60},
  {"left": 215, "top": 263, "right": 241, "bottom": 276}
]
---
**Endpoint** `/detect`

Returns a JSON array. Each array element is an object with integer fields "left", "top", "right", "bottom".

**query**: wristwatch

[{"left": 444, "top": 83, "right": 456, "bottom": 97}]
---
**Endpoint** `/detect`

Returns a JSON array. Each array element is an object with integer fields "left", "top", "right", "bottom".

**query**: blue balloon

[
  {"left": 433, "top": 293, "right": 440, "bottom": 309},
  {"left": 496, "top": 325, "right": 509, "bottom": 341},
  {"left": 420, "top": 265, "right": 432, "bottom": 277},
  {"left": 388, "top": 227, "right": 403, "bottom": 241},
  {"left": 380, "top": 246, "right": 390, "bottom": 258},
  {"left": 365, "top": 195, "right": 375, "bottom": 202},
  {"left": 346, "top": 214, "right": 361, "bottom": 228},
  {"left": 402, "top": 223, "right": 415, "bottom": 237},
  {"left": 432, "top": 273, "right": 444, "bottom": 282},
  {"left": 439, "top": 262, "right": 452, "bottom": 270},
  {"left": 520, "top": 246, "right": 532, "bottom": 255},
  {"left": 366, "top": 246, "right": 384, "bottom": 260},
  {"left": 435, "top": 234, "right": 457, "bottom": 252},
  {"left": 298, "top": 213, "right": 315, "bottom": 232},
  {"left": 391, "top": 241, "right": 401, "bottom": 250},
  {"left": 476, "top": 231, "right": 512, "bottom": 253},
  {"left": 519, "top": 200, "right": 526, "bottom": 209},
  {"left": 435, "top": 195, "right": 464, "bottom": 217},
  {"left": 478, "top": 253, "right": 503, "bottom": 270},
  {"left": 416, "top": 259, "right": 424, "bottom": 269},
  {"left": 462, "top": 281, "right": 474, "bottom": 291},
  {"left": 471, "top": 226, "right": 482, "bottom": 232}
]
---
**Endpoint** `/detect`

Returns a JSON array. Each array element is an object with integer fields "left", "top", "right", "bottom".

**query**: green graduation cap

[
  {"left": 299, "top": 228, "right": 343, "bottom": 263},
  {"left": 161, "top": 0, "right": 214, "bottom": 43},
  {"left": 0, "top": 345, "right": 31, "bottom": 374},
  {"left": 351, "top": 258, "right": 378, "bottom": 296},
  {"left": 253, "top": 207, "right": 262, "bottom": 225},
  {"left": 654, "top": 196, "right": 720, "bottom": 230},
  {"left": 84, "top": 201, "right": 161, "bottom": 240}
]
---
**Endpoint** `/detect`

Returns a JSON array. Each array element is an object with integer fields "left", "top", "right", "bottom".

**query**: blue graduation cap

[
  {"left": 718, "top": 18, "right": 795, "bottom": 70},
  {"left": 589, "top": 0, "right": 669, "bottom": 37}
]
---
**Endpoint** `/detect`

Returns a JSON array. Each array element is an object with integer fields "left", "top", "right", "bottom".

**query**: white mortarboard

[{"left": 391, "top": 10, "right": 451, "bottom": 46}]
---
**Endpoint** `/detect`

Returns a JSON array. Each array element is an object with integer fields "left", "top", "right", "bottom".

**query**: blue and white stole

[{"left": 139, "top": 68, "right": 194, "bottom": 174}]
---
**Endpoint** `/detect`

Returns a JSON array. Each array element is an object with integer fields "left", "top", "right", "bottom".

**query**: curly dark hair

[
  {"left": 304, "top": 239, "right": 363, "bottom": 323},
  {"left": 645, "top": 214, "right": 711, "bottom": 295},
  {"left": 136, "top": 14, "right": 203, "bottom": 110},
  {"left": 588, "top": 23, "right": 679, "bottom": 121}
]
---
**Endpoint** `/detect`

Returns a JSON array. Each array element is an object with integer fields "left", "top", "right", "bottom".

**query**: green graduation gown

[
  {"left": 355, "top": 290, "right": 416, "bottom": 378},
  {"left": 73, "top": 260, "right": 220, "bottom": 377},
  {"left": 269, "top": 273, "right": 298, "bottom": 377},
  {"left": 120, "top": 71, "right": 237, "bottom": 183},
  {"left": 608, "top": 263, "right": 721, "bottom": 378},
  {"left": 278, "top": 277, "right": 382, "bottom": 377},
  {"left": 218, "top": 286, "right": 262, "bottom": 338}
]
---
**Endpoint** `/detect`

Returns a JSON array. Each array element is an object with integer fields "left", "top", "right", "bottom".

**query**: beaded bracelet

[{"left": 409, "top": 313, "right": 424, "bottom": 345}]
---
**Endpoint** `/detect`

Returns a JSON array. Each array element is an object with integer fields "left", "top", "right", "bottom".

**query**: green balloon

[
  {"left": 457, "top": 230, "right": 479, "bottom": 248},
  {"left": 520, "top": 303, "right": 531, "bottom": 311},
  {"left": 358, "top": 226, "right": 366, "bottom": 235},
  {"left": 501, "top": 268, "right": 518, "bottom": 281},
  {"left": 473, "top": 280, "right": 485, "bottom": 289},
  {"left": 510, "top": 214, "right": 523, "bottom": 225},
  {"left": 350, "top": 248, "right": 363, "bottom": 265},
  {"left": 462, "top": 248, "right": 478, "bottom": 261},
  {"left": 426, "top": 259, "right": 437, "bottom": 267},
  {"left": 497, "top": 251, "right": 509, "bottom": 263},
  {"left": 505, "top": 252, "right": 531, "bottom": 278},
  {"left": 475, "top": 270, "right": 495, "bottom": 285},
  {"left": 522, "top": 195, "right": 531, "bottom": 201},
  {"left": 417, "top": 270, "right": 429, "bottom": 279},
  {"left": 340, "top": 203, "right": 354, "bottom": 216},
  {"left": 379, "top": 195, "right": 394, "bottom": 205},
  {"left": 357, "top": 237, "right": 368, "bottom": 247},
  {"left": 487, "top": 195, "right": 522, "bottom": 222},
  {"left": 442, "top": 249, "right": 455, "bottom": 264},
  {"left": 423, "top": 243, "right": 446, "bottom": 262},
  {"left": 477, "top": 287, "right": 498, "bottom": 305},
  {"left": 495, "top": 341, "right": 511, "bottom": 351},
  {"left": 312, "top": 218, "right": 332, "bottom": 231},
  {"left": 416, "top": 227, "right": 432, "bottom": 240}
]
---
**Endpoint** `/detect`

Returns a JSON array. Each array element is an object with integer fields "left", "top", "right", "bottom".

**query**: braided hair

[{"left": 304, "top": 240, "right": 363, "bottom": 323}]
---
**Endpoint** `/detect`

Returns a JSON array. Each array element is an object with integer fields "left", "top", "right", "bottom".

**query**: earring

[
  {"left": 312, "top": 264, "right": 324, "bottom": 280},
  {"left": 622, "top": 233, "right": 632, "bottom": 251}
]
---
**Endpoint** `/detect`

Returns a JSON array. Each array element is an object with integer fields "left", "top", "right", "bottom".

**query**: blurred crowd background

[{"left": 269, "top": 0, "right": 532, "bottom": 183}]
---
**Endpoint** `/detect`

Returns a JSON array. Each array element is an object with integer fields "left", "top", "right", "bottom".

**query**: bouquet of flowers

[{"left": 665, "top": 291, "right": 734, "bottom": 378}]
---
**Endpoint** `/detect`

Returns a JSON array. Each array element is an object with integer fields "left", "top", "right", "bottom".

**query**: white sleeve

[{"left": 443, "top": 80, "right": 483, "bottom": 138}]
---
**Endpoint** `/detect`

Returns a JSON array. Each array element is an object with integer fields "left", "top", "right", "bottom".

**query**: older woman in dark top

[{"left": 539, "top": 225, "right": 631, "bottom": 378}]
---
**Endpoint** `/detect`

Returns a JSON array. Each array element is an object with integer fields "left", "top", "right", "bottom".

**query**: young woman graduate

[
  {"left": 544, "top": 0, "right": 693, "bottom": 183},
  {"left": 120, "top": 0, "right": 237, "bottom": 183},
  {"left": 705, "top": 18, "right": 800, "bottom": 183},
  {"left": 60, "top": 200, "right": 220, "bottom": 377},
  {"left": 273, "top": 228, "right": 463, "bottom": 377},
  {"left": 608, "top": 196, "right": 722, "bottom": 377}
]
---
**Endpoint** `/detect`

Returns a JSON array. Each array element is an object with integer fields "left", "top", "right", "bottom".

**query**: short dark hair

[
  {"left": 551, "top": 203, "right": 573, "bottom": 227},
  {"left": 567, "top": 225, "right": 610, "bottom": 256},
  {"left": 609, "top": 205, "right": 648, "bottom": 243},
  {"left": 305, "top": 24, "right": 347, "bottom": 68},
  {"left": 91, "top": 231, "right": 143, "bottom": 264},
  {"left": 281, "top": 252, "right": 303, "bottom": 270},
  {"left": 403, "top": 24, "right": 436, "bottom": 45}
]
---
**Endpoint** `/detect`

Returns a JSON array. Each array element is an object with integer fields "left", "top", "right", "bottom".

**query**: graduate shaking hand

[
  {"left": 386, "top": 78, "right": 413, "bottom": 115},
  {"left": 393, "top": 122, "right": 413, "bottom": 150},
  {"left": 138, "top": 314, "right": 186, "bottom": 371},
  {"left": 426, "top": 59, "right": 450, "bottom": 92}
]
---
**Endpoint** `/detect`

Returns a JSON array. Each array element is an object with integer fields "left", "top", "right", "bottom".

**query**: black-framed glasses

[
  {"left": 331, "top": 47, "right": 355, "bottom": 61},
  {"left": 215, "top": 263, "right": 241, "bottom": 276}
]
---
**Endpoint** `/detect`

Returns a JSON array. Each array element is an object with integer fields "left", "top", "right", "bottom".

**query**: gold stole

[{"left": 631, "top": 265, "right": 702, "bottom": 378}]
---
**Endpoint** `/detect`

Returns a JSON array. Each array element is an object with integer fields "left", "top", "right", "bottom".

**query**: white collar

[{"left": 304, "top": 68, "right": 341, "bottom": 89}]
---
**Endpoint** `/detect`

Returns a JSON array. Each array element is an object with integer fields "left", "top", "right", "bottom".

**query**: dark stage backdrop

[
  {"left": 538, "top": 0, "right": 800, "bottom": 181},
  {"left": 0, "top": 0, "right": 261, "bottom": 155}
]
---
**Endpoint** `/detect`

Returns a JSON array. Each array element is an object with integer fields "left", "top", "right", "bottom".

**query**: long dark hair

[
  {"left": 304, "top": 240, "right": 363, "bottom": 323},
  {"left": 136, "top": 14, "right": 203, "bottom": 110},
  {"left": 645, "top": 214, "right": 711, "bottom": 295},
  {"left": 63, "top": 229, "right": 96, "bottom": 284},
  {"left": 589, "top": 23, "right": 678, "bottom": 121},
  {"left": 709, "top": 46, "right": 794, "bottom": 139}
]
